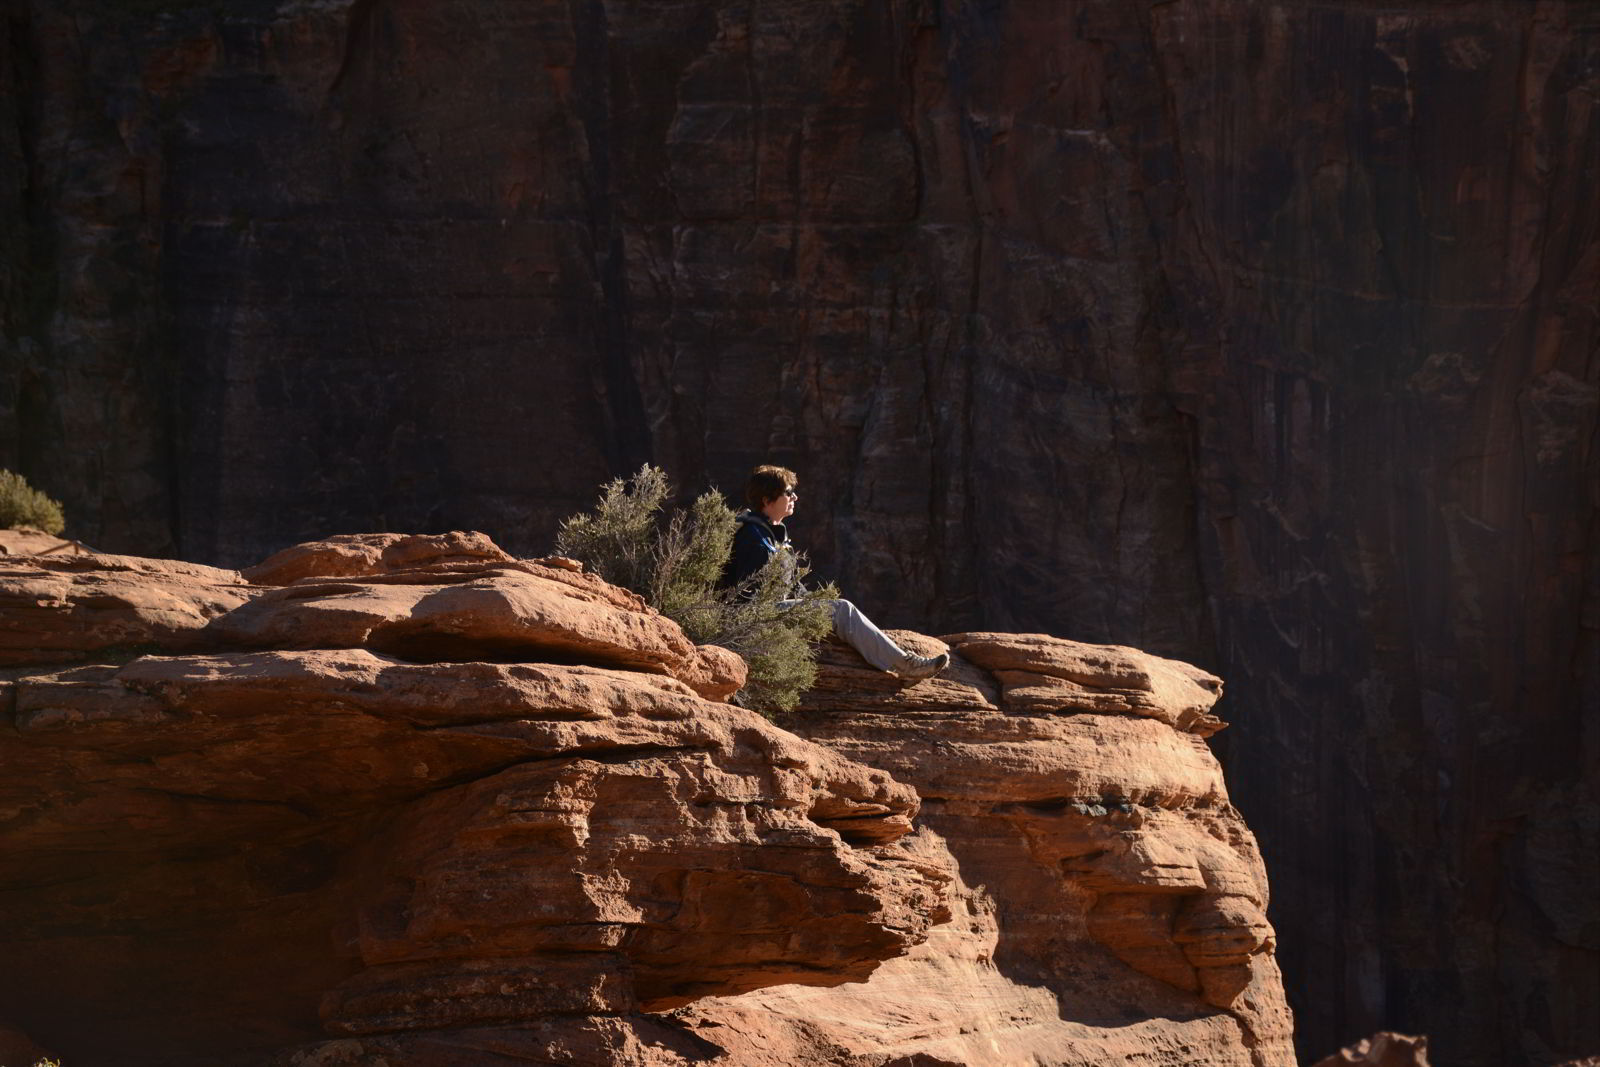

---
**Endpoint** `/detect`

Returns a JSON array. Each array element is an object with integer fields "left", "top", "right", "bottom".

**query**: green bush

[
  {"left": 554, "top": 464, "right": 669, "bottom": 597},
  {"left": 555, "top": 465, "right": 838, "bottom": 714},
  {"left": 0, "top": 469, "right": 65, "bottom": 535}
]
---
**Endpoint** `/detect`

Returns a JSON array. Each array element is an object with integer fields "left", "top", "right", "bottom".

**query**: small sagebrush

[
  {"left": 556, "top": 465, "right": 838, "bottom": 714},
  {"left": 0, "top": 469, "right": 65, "bottom": 535},
  {"left": 555, "top": 464, "right": 671, "bottom": 596}
]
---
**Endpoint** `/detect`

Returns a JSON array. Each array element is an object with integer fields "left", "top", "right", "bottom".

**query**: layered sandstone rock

[
  {"left": 0, "top": 530, "right": 742, "bottom": 700},
  {"left": 4, "top": 7, "right": 1596, "bottom": 1061},
  {"left": 686, "top": 632, "right": 1294, "bottom": 1066},
  {"left": 241, "top": 531, "right": 516, "bottom": 585},
  {"left": 0, "top": 529, "right": 85, "bottom": 558},
  {"left": 1311, "top": 1032, "right": 1431, "bottom": 1067},
  {"left": 0, "top": 549, "right": 256, "bottom": 665},
  {"left": 0, "top": 537, "right": 1293, "bottom": 1066},
  {"left": 218, "top": 564, "right": 744, "bottom": 700},
  {"left": 0, "top": 538, "right": 943, "bottom": 1066}
]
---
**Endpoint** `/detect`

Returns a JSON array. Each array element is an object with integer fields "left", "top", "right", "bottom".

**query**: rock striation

[
  {"left": 0, "top": 532, "right": 1292, "bottom": 1065},
  {"left": 685, "top": 631, "right": 1293, "bottom": 1065},
  {"left": 0, "top": 550, "right": 255, "bottom": 666}
]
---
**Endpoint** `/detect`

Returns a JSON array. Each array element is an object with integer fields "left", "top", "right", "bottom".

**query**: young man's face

[{"left": 761, "top": 485, "right": 797, "bottom": 523}]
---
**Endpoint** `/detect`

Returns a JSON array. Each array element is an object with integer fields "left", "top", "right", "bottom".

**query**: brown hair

[{"left": 744, "top": 465, "right": 797, "bottom": 510}]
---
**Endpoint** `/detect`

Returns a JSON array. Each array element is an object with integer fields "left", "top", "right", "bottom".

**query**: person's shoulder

[{"left": 736, "top": 512, "right": 788, "bottom": 548}]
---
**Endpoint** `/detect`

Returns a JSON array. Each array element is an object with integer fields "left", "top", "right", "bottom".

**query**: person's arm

[{"left": 725, "top": 522, "right": 776, "bottom": 590}]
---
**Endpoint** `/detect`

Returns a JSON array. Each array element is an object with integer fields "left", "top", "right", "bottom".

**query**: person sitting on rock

[{"left": 722, "top": 464, "right": 949, "bottom": 681}]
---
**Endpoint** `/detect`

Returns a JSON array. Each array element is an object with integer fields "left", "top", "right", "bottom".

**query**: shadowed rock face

[{"left": 2, "top": 3, "right": 1596, "bottom": 1063}]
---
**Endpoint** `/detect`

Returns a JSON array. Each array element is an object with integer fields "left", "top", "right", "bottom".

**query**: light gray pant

[{"left": 779, "top": 597, "right": 910, "bottom": 673}]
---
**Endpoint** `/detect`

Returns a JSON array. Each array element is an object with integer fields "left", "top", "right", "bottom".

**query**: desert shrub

[
  {"left": 0, "top": 469, "right": 65, "bottom": 535},
  {"left": 555, "top": 465, "right": 838, "bottom": 714},
  {"left": 554, "top": 464, "right": 670, "bottom": 596},
  {"left": 706, "top": 562, "right": 837, "bottom": 714}
]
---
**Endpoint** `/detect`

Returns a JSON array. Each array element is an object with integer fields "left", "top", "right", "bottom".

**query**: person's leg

[
  {"left": 776, "top": 597, "right": 948, "bottom": 678},
  {"left": 827, "top": 597, "right": 913, "bottom": 673}
]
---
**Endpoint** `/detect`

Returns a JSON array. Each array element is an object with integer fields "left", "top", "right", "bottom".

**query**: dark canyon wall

[{"left": 2, "top": 1, "right": 1596, "bottom": 1064}]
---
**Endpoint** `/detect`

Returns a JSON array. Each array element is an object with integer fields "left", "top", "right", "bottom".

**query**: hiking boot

[{"left": 897, "top": 651, "right": 950, "bottom": 680}]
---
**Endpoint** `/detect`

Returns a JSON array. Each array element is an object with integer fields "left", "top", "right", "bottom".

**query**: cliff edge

[{"left": 0, "top": 531, "right": 1291, "bottom": 1066}]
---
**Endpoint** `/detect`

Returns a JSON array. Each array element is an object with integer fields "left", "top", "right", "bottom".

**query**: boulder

[
  {"left": 0, "top": 552, "right": 257, "bottom": 666},
  {"left": 229, "top": 533, "right": 743, "bottom": 701},
  {"left": 242, "top": 531, "right": 515, "bottom": 585},
  {"left": 215, "top": 568, "right": 738, "bottom": 703},
  {"left": 945, "top": 632, "right": 1226, "bottom": 735},
  {"left": 682, "top": 630, "right": 1294, "bottom": 1065},
  {"left": 1310, "top": 1032, "right": 1431, "bottom": 1067}
]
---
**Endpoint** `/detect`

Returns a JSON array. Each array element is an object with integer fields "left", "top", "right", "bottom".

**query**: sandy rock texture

[
  {"left": 0, "top": 548, "right": 256, "bottom": 665},
  {"left": 0, "top": 538, "right": 947, "bottom": 1066},
  {"left": 241, "top": 531, "right": 517, "bottom": 585},
  {"left": 0, "top": 536, "right": 1299, "bottom": 1065},
  {"left": 1310, "top": 1031, "right": 1431, "bottom": 1067},
  {"left": 0, "top": 529, "right": 84, "bottom": 558},
  {"left": 2, "top": 4, "right": 1595, "bottom": 1062},
  {"left": 681, "top": 632, "right": 1294, "bottom": 1066}
]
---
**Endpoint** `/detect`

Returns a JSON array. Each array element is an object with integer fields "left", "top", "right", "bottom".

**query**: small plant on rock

[
  {"left": 555, "top": 465, "right": 838, "bottom": 714},
  {"left": 0, "top": 469, "right": 66, "bottom": 535}
]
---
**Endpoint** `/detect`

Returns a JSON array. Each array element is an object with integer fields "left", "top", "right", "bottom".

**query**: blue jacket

[{"left": 721, "top": 510, "right": 792, "bottom": 593}]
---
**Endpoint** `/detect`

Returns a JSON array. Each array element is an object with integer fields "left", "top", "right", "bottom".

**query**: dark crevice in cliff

[
  {"left": 808, "top": 812, "right": 905, "bottom": 847},
  {"left": 2, "top": 8, "right": 54, "bottom": 488},
  {"left": 903, "top": 11, "right": 959, "bottom": 628},
  {"left": 487, "top": 741, "right": 715, "bottom": 768},
  {"left": 570, "top": 0, "right": 651, "bottom": 479},
  {"left": 1132, "top": 5, "right": 1226, "bottom": 672},
  {"left": 412, "top": 708, "right": 621, "bottom": 730},
  {"left": 365, "top": 631, "right": 670, "bottom": 677},
  {"left": 957, "top": 143, "right": 991, "bottom": 630},
  {"left": 0, "top": 10, "right": 23, "bottom": 475},
  {"left": 324, "top": 0, "right": 379, "bottom": 99},
  {"left": 133, "top": 786, "right": 320, "bottom": 820}
]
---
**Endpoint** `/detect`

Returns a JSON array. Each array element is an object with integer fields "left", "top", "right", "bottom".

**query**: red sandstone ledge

[{"left": 0, "top": 531, "right": 1293, "bottom": 1066}]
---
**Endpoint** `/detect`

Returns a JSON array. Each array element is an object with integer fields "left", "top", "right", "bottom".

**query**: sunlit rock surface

[
  {"left": 0, "top": 535, "right": 946, "bottom": 1065},
  {"left": 686, "top": 632, "right": 1293, "bottom": 1065},
  {"left": 0, "top": 534, "right": 1290, "bottom": 1065}
]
